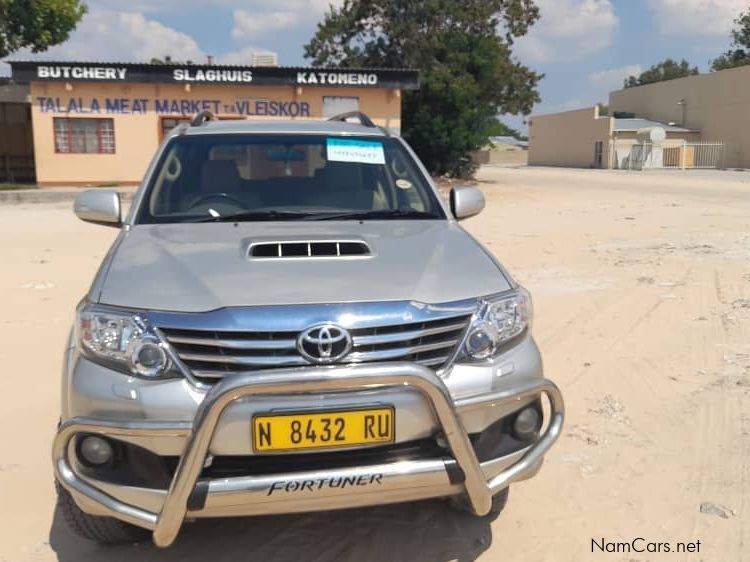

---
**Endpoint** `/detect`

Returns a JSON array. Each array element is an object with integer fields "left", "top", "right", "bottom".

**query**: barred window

[
  {"left": 54, "top": 118, "right": 115, "bottom": 154},
  {"left": 160, "top": 117, "right": 190, "bottom": 139}
]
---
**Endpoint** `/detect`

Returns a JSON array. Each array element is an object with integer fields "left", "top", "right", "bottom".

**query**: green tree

[
  {"left": 0, "top": 0, "right": 87, "bottom": 58},
  {"left": 623, "top": 59, "right": 699, "bottom": 88},
  {"left": 596, "top": 102, "right": 608, "bottom": 116},
  {"left": 711, "top": 9, "right": 750, "bottom": 71},
  {"left": 487, "top": 119, "right": 527, "bottom": 140},
  {"left": 305, "top": 0, "right": 542, "bottom": 178}
]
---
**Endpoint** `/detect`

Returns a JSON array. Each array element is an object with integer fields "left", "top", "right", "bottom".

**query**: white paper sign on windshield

[{"left": 327, "top": 138, "right": 386, "bottom": 165}]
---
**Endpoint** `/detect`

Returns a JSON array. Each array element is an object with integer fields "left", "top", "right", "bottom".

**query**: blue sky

[
  {"left": 2, "top": 0, "right": 746, "bottom": 131},
  {"left": 502, "top": 0, "right": 746, "bottom": 130}
]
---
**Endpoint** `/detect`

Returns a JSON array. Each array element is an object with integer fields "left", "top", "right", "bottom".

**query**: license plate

[{"left": 252, "top": 407, "right": 394, "bottom": 452}]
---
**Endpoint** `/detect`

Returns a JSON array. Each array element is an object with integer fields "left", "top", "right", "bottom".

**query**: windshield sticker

[
  {"left": 327, "top": 138, "right": 386, "bottom": 165},
  {"left": 396, "top": 179, "right": 413, "bottom": 190}
]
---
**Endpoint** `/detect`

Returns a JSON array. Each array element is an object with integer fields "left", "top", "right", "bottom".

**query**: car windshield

[{"left": 137, "top": 133, "right": 445, "bottom": 223}]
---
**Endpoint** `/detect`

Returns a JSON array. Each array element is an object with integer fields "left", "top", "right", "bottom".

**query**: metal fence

[
  {"left": 619, "top": 141, "right": 724, "bottom": 171},
  {"left": 689, "top": 142, "right": 724, "bottom": 169}
]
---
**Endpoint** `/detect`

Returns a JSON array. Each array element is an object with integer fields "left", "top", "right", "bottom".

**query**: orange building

[{"left": 9, "top": 61, "right": 418, "bottom": 186}]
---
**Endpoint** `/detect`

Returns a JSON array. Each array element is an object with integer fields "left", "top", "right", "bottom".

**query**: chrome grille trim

[
  {"left": 350, "top": 321, "right": 467, "bottom": 346},
  {"left": 165, "top": 335, "right": 297, "bottom": 350},
  {"left": 417, "top": 355, "right": 451, "bottom": 367},
  {"left": 178, "top": 352, "right": 308, "bottom": 367},
  {"left": 180, "top": 339, "right": 458, "bottom": 367},
  {"left": 192, "top": 370, "right": 236, "bottom": 379},
  {"left": 347, "top": 339, "right": 460, "bottom": 362},
  {"left": 148, "top": 298, "right": 478, "bottom": 333},
  {"left": 191, "top": 353, "right": 451, "bottom": 379},
  {"left": 150, "top": 297, "right": 483, "bottom": 384},
  {"left": 166, "top": 322, "right": 466, "bottom": 351}
]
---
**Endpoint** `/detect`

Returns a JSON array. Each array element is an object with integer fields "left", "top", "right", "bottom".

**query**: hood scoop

[{"left": 248, "top": 240, "right": 372, "bottom": 260}]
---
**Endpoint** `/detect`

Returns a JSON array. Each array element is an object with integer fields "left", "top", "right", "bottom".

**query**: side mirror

[
  {"left": 450, "top": 185, "right": 485, "bottom": 220},
  {"left": 74, "top": 189, "right": 122, "bottom": 227}
]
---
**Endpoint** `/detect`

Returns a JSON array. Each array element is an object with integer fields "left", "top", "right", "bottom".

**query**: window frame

[
  {"left": 53, "top": 117, "right": 116, "bottom": 154},
  {"left": 322, "top": 96, "right": 360, "bottom": 118},
  {"left": 158, "top": 116, "right": 192, "bottom": 141},
  {"left": 158, "top": 115, "right": 240, "bottom": 141}
]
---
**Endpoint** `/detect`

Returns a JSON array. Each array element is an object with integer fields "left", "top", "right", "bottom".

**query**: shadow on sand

[{"left": 50, "top": 499, "right": 495, "bottom": 562}]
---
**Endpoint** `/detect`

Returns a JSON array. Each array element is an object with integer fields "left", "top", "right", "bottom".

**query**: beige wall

[
  {"left": 488, "top": 148, "right": 528, "bottom": 166},
  {"left": 610, "top": 65, "right": 750, "bottom": 168},
  {"left": 528, "top": 106, "right": 613, "bottom": 168},
  {"left": 30, "top": 82, "right": 402, "bottom": 186}
]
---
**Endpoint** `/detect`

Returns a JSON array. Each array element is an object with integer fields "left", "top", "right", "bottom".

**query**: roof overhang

[
  {"left": 612, "top": 118, "right": 699, "bottom": 133},
  {"left": 613, "top": 127, "right": 700, "bottom": 133},
  {"left": 7, "top": 61, "right": 419, "bottom": 90}
]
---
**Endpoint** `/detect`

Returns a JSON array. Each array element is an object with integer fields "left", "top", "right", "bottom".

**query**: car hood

[{"left": 96, "top": 220, "right": 510, "bottom": 312}]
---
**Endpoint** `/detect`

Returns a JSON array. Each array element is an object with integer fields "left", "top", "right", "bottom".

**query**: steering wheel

[{"left": 188, "top": 193, "right": 246, "bottom": 213}]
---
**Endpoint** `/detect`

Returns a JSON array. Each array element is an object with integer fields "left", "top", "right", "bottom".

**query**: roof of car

[{"left": 180, "top": 119, "right": 392, "bottom": 137}]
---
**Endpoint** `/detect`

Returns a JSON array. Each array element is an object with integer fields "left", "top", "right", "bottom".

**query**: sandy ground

[{"left": 1, "top": 166, "right": 748, "bottom": 561}]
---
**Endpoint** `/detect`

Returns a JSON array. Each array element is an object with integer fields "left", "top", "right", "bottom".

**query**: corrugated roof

[
  {"left": 613, "top": 118, "right": 698, "bottom": 132},
  {"left": 489, "top": 136, "right": 529, "bottom": 148},
  {"left": 5, "top": 60, "right": 419, "bottom": 72}
]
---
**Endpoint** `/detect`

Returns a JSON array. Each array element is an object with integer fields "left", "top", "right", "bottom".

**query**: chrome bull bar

[{"left": 53, "top": 362, "right": 564, "bottom": 548}]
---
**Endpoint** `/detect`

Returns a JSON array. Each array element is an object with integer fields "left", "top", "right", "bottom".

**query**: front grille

[{"left": 160, "top": 314, "right": 471, "bottom": 383}]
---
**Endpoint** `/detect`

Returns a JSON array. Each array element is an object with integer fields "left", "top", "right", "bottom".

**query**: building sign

[
  {"left": 296, "top": 71, "right": 378, "bottom": 86},
  {"left": 172, "top": 68, "right": 254, "bottom": 83},
  {"left": 37, "top": 66, "right": 128, "bottom": 80},
  {"left": 35, "top": 95, "right": 312, "bottom": 117},
  {"left": 10, "top": 61, "right": 419, "bottom": 90}
]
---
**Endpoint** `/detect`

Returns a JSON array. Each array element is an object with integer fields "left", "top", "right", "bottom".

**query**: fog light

[
  {"left": 79, "top": 435, "right": 113, "bottom": 466},
  {"left": 131, "top": 338, "right": 168, "bottom": 377},
  {"left": 513, "top": 407, "right": 540, "bottom": 439}
]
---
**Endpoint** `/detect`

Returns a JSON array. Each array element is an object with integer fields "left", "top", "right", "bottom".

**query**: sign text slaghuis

[
  {"left": 35, "top": 96, "right": 311, "bottom": 117},
  {"left": 12, "top": 62, "right": 420, "bottom": 90}
]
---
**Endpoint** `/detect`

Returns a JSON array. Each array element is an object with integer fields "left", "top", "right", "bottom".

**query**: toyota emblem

[{"left": 297, "top": 324, "right": 352, "bottom": 364}]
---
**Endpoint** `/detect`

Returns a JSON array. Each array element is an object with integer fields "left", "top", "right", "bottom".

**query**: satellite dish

[{"left": 636, "top": 127, "right": 666, "bottom": 145}]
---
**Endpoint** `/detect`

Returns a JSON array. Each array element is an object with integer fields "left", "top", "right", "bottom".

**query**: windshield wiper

[
  {"left": 194, "top": 208, "right": 442, "bottom": 223},
  {"left": 194, "top": 210, "right": 320, "bottom": 223},
  {"left": 304, "top": 209, "right": 442, "bottom": 221}
]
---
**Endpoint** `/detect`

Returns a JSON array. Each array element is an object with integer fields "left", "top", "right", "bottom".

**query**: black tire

[
  {"left": 56, "top": 482, "right": 149, "bottom": 544},
  {"left": 487, "top": 486, "right": 510, "bottom": 516},
  {"left": 450, "top": 487, "right": 510, "bottom": 518}
]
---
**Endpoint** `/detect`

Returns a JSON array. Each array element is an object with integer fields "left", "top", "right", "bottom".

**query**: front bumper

[{"left": 53, "top": 362, "right": 564, "bottom": 548}]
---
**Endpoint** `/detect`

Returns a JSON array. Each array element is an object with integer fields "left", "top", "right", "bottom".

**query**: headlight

[
  {"left": 461, "top": 288, "right": 532, "bottom": 362},
  {"left": 77, "top": 304, "right": 173, "bottom": 378}
]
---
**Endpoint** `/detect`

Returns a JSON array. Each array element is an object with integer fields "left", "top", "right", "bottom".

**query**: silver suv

[{"left": 56, "top": 111, "right": 564, "bottom": 547}]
